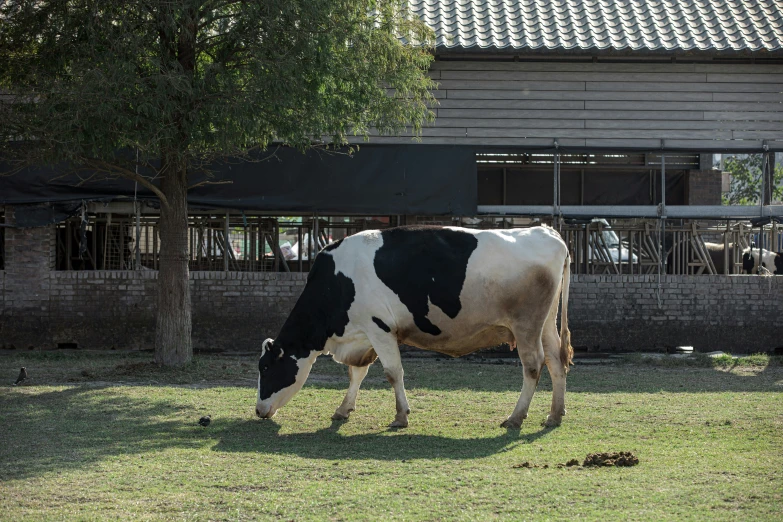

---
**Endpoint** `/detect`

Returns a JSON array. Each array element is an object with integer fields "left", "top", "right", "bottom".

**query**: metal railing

[
  {"left": 0, "top": 211, "right": 4, "bottom": 270},
  {"left": 54, "top": 212, "right": 779, "bottom": 275},
  {"left": 470, "top": 216, "right": 780, "bottom": 275},
  {"left": 55, "top": 213, "right": 397, "bottom": 272}
]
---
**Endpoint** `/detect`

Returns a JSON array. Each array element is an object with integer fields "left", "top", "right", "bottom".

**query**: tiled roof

[{"left": 412, "top": 0, "right": 783, "bottom": 52}]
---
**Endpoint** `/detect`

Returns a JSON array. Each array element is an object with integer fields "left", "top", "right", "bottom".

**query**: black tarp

[
  {"left": 0, "top": 145, "right": 478, "bottom": 224},
  {"left": 478, "top": 167, "right": 686, "bottom": 206}
]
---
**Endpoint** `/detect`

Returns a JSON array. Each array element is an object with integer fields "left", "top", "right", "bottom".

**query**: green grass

[{"left": 1, "top": 351, "right": 782, "bottom": 521}]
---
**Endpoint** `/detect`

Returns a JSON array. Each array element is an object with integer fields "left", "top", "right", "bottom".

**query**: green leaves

[
  {"left": 721, "top": 154, "right": 783, "bottom": 206},
  {"left": 0, "top": 0, "right": 436, "bottom": 175}
]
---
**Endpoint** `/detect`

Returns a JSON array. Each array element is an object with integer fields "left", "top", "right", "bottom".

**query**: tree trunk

[{"left": 155, "top": 164, "right": 192, "bottom": 366}]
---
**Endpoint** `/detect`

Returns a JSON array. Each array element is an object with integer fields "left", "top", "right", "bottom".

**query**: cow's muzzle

[{"left": 255, "top": 404, "right": 276, "bottom": 419}]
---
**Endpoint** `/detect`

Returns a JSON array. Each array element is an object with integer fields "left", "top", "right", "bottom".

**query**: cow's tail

[{"left": 559, "top": 251, "right": 574, "bottom": 372}]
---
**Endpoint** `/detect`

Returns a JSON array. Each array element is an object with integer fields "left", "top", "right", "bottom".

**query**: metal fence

[
  {"left": 468, "top": 216, "right": 780, "bottom": 275},
  {"left": 0, "top": 210, "right": 4, "bottom": 270},
  {"left": 54, "top": 212, "right": 779, "bottom": 275},
  {"left": 55, "top": 213, "right": 398, "bottom": 272}
]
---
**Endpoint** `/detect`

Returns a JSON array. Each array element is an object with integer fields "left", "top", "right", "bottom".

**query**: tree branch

[
  {"left": 188, "top": 179, "right": 233, "bottom": 190},
  {"left": 78, "top": 157, "right": 170, "bottom": 208}
]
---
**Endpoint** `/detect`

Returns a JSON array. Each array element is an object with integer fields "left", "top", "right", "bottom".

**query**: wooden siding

[{"left": 356, "top": 61, "right": 783, "bottom": 151}]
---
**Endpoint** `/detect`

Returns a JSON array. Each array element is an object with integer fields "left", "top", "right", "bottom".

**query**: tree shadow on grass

[
  {"left": 0, "top": 385, "right": 218, "bottom": 482},
  {"left": 0, "top": 384, "right": 554, "bottom": 482},
  {"left": 212, "top": 418, "right": 554, "bottom": 461}
]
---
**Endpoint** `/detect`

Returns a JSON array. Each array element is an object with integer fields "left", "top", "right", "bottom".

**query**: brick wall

[
  {"left": 570, "top": 274, "right": 783, "bottom": 352},
  {"left": 0, "top": 208, "right": 56, "bottom": 349},
  {"left": 40, "top": 271, "right": 308, "bottom": 351},
  {"left": 688, "top": 169, "right": 722, "bottom": 205},
  {"left": 2, "top": 267, "right": 782, "bottom": 353}
]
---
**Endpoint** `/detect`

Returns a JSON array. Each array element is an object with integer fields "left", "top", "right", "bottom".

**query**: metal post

[
  {"left": 724, "top": 220, "right": 730, "bottom": 275},
  {"left": 297, "top": 223, "right": 303, "bottom": 273},
  {"left": 313, "top": 212, "right": 319, "bottom": 257},
  {"left": 224, "top": 211, "right": 229, "bottom": 272},
  {"left": 553, "top": 149, "right": 560, "bottom": 228},
  {"left": 273, "top": 218, "right": 280, "bottom": 273},
  {"left": 661, "top": 151, "right": 667, "bottom": 275},
  {"left": 762, "top": 149, "right": 771, "bottom": 207},
  {"left": 502, "top": 167, "right": 507, "bottom": 206},
  {"left": 135, "top": 201, "right": 141, "bottom": 270}
]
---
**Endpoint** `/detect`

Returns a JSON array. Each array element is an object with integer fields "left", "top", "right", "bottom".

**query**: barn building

[{"left": 1, "top": 0, "right": 782, "bottom": 353}]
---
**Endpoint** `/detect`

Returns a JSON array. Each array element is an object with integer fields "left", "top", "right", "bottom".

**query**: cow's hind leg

[
  {"left": 332, "top": 364, "right": 371, "bottom": 420},
  {"left": 502, "top": 330, "right": 545, "bottom": 429},
  {"left": 542, "top": 318, "right": 566, "bottom": 427}
]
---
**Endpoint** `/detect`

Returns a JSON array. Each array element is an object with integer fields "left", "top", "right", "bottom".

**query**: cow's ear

[
  {"left": 275, "top": 344, "right": 284, "bottom": 360},
  {"left": 261, "top": 338, "right": 274, "bottom": 355}
]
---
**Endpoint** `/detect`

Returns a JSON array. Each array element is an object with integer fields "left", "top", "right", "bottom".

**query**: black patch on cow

[
  {"left": 257, "top": 341, "right": 299, "bottom": 400},
  {"left": 742, "top": 252, "right": 754, "bottom": 273},
  {"left": 775, "top": 253, "right": 783, "bottom": 275},
  {"left": 372, "top": 316, "right": 391, "bottom": 333},
  {"left": 373, "top": 226, "right": 478, "bottom": 336},
  {"left": 259, "top": 250, "right": 355, "bottom": 397}
]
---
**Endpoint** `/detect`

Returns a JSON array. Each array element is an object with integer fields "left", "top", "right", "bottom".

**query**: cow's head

[{"left": 255, "top": 338, "right": 315, "bottom": 419}]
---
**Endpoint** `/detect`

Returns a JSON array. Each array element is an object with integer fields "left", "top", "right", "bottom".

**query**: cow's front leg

[
  {"left": 370, "top": 335, "right": 410, "bottom": 428},
  {"left": 332, "top": 364, "right": 370, "bottom": 420},
  {"left": 384, "top": 365, "right": 410, "bottom": 428}
]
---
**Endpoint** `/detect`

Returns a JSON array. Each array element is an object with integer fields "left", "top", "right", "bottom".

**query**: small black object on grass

[
  {"left": 13, "top": 367, "right": 27, "bottom": 386},
  {"left": 198, "top": 415, "right": 211, "bottom": 427}
]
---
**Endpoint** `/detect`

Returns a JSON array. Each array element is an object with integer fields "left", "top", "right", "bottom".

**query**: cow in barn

[
  {"left": 742, "top": 246, "right": 783, "bottom": 275},
  {"left": 667, "top": 242, "right": 782, "bottom": 275},
  {"left": 256, "top": 225, "right": 573, "bottom": 429}
]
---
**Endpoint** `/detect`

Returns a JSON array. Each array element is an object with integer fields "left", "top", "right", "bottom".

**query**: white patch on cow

[
  {"left": 361, "top": 230, "right": 382, "bottom": 245},
  {"left": 743, "top": 247, "right": 779, "bottom": 274}
]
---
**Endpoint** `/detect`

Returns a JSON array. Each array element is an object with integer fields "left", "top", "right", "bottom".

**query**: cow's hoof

[
  {"left": 501, "top": 418, "right": 522, "bottom": 429},
  {"left": 389, "top": 419, "right": 408, "bottom": 428},
  {"left": 331, "top": 412, "right": 350, "bottom": 421},
  {"left": 542, "top": 416, "right": 562, "bottom": 427}
]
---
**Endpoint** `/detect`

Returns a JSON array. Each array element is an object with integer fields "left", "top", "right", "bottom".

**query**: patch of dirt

[
  {"left": 512, "top": 462, "right": 549, "bottom": 469},
  {"left": 111, "top": 362, "right": 160, "bottom": 376},
  {"left": 582, "top": 452, "right": 639, "bottom": 467},
  {"left": 213, "top": 485, "right": 268, "bottom": 492}
]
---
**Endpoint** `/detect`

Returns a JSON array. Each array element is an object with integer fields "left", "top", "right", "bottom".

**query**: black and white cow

[
  {"left": 742, "top": 246, "right": 783, "bottom": 275},
  {"left": 256, "top": 225, "right": 573, "bottom": 429}
]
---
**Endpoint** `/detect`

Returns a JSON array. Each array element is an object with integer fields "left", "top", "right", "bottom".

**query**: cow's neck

[{"left": 275, "top": 252, "right": 356, "bottom": 360}]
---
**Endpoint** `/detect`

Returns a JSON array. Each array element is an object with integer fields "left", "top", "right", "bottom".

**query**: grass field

[{"left": 1, "top": 351, "right": 781, "bottom": 521}]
